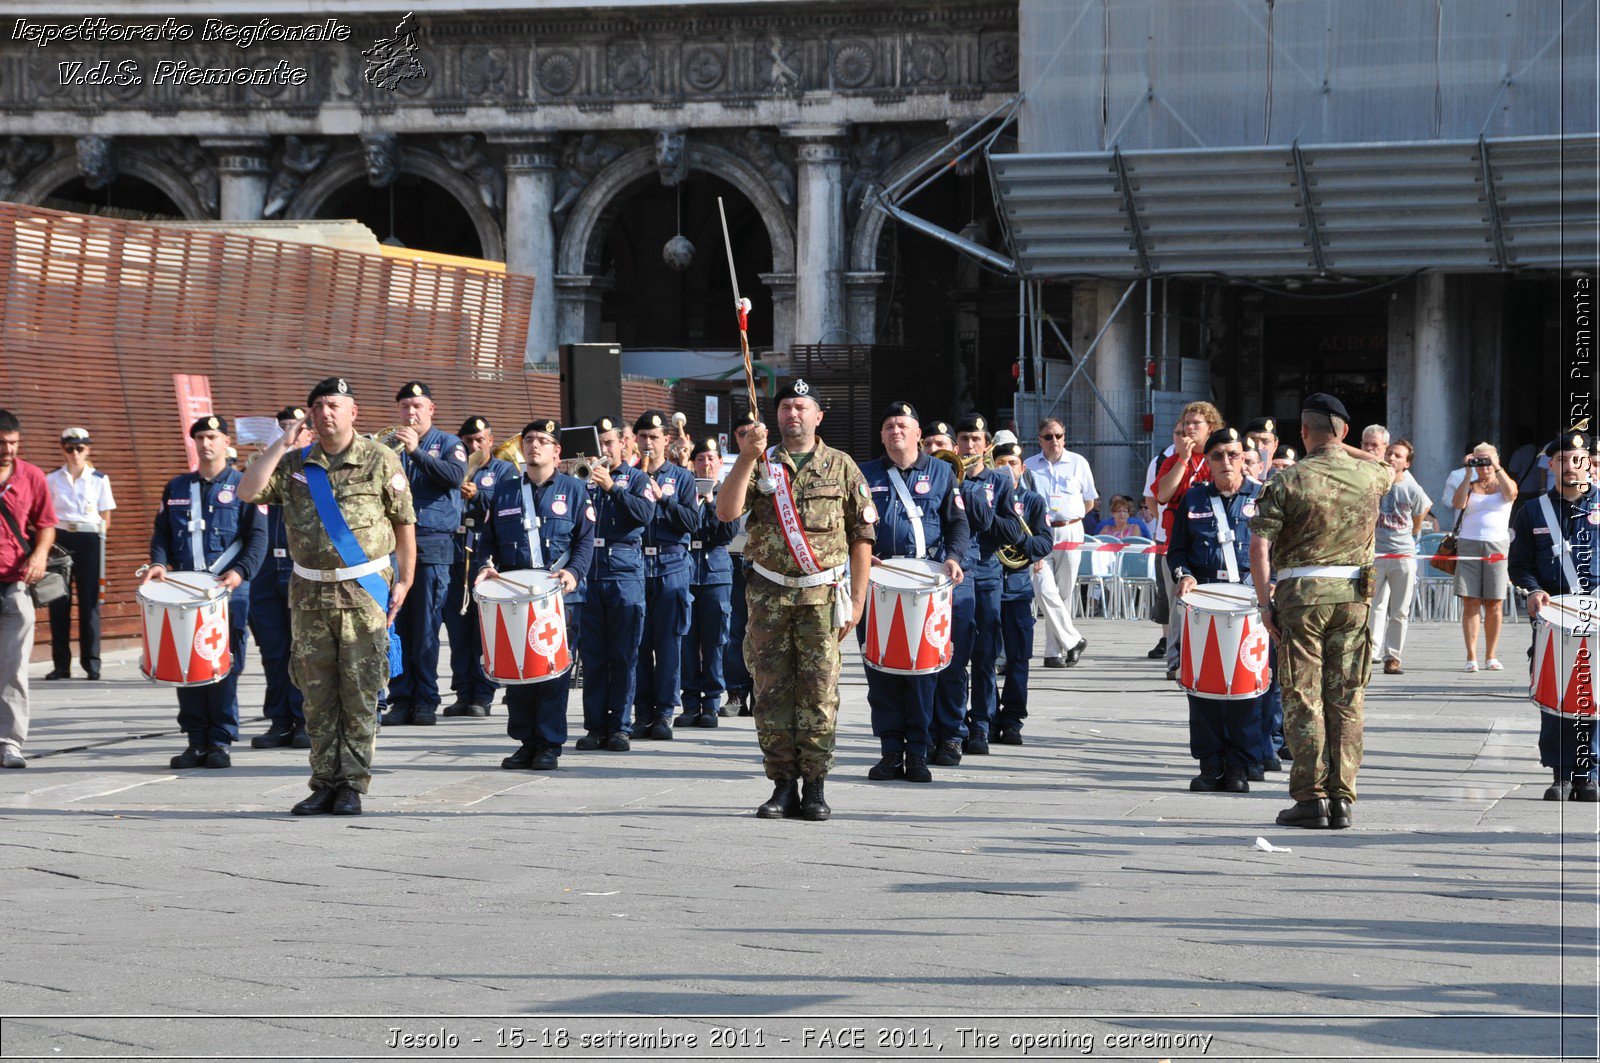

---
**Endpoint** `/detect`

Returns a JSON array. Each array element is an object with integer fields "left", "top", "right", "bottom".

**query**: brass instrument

[
  {"left": 465, "top": 446, "right": 491, "bottom": 476},
  {"left": 563, "top": 458, "right": 594, "bottom": 480},
  {"left": 998, "top": 509, "right": 1036, "bottom": 571},
  {"left": 959, "top": 452, "right": 984, "bottom": 477},
  {"left": 493, "top": 438, "right": 525, "bottom": 468},
  {"left": 930, "top": 448, "right": 966, "bottom": 484},
  {"left": 370, "top": 424, "right": 407, "bottom": 449}
]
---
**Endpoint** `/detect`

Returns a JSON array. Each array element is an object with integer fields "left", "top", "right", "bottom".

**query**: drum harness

[
  {"left": 187, "top": 480, "right": 242, "bottom": 577},
  {"left": 1538, "top": 493, "right": 1596, "bottom": 591},
  {"left": 520, "top": 480, "right": 572, "bottom": 575}
]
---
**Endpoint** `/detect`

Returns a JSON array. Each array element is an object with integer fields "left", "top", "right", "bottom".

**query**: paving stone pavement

[{"left": 0, "top": 618, "right": 1596, "bottom": 1061}]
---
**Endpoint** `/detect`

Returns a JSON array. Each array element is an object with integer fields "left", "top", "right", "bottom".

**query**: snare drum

[
  {"left": 474, "top": 569, "right": 572, "bottom": 685},
  {"left": 862, "top": 559, "right": 954, "bottom": 675},
  {"left": 1178, "top": 581, "right": 1271, "bottom": 701},
  {"left": 138, "top": 573, "right": 231, "bottom": 687},
  {"left": 1531, "top": 594, "right": 1599, "bottom": 718}
]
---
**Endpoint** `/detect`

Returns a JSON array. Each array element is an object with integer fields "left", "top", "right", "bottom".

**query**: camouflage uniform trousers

[
  {"left": 289, "top": 601, "right": 389, "bottom": 794},
  {"left": 1277, "top": 601, "right": 1373, "bottom": 802},
  {"left": 744, "top": 578, "right": 840, "bottom": 781}
]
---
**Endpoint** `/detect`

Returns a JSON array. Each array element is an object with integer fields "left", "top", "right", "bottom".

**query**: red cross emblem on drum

[
  {"left": 924, "top": 605, "right": 951, "bottom": 652},
  {"left": 193, "top": 621, "right": 227, "bottom": 663},
  {"left": 1238, "top": 627, "right": 1269, "bottom": 675},
  {"left": 528, "top": 609, "right": 564, "bottom": 661}
]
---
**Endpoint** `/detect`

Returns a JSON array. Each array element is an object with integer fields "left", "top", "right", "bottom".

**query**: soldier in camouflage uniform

[
  {"left": 716, "top": 379, "right": 876, "bottom": 821},
  {"left": 239, "top": 377, "right": 417, "bottom": 816},
  {"left": 1249, "top": 393, "right": 1393, "bottom": 830}
]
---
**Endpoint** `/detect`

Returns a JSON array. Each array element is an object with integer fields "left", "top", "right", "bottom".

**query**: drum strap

[
  {"left": 886, "top": 466, "right": 928, "bottom": 559},
  {"left": 765, "top": 447, "right": 825, "bottom": 575},
  {"left": 300, "top": 447, "right": 389, "bottom": 612},
  {"left": 189, "top": 480, "right": 243, "bottom": 576},
  {"left": 1539, "top": 494, "right": 1586, "bottom": 592},
  {"left": 1208, "top": 492, "right": 1241, "bottom": 584},
  {"left": 521, "top": 481, "right": 545, "bottom": 570}
]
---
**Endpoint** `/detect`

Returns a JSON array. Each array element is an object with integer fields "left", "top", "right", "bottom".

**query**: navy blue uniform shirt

[
  {"left": 477, "top": 469, "right": 597, "bottom": 604},
  {"left": 403, "top": 425, "right": 468, "bottom": 562},
  {"left": 1510, "top": 485, "right": 1600, "bottom": 596},
  {"left": 1166, "top": 479, "right": 1263, "bottom": 585},
  {"left": 587, "top": 463, "right": 658, "bottom": 582},
  {"left": 150, "top": 467, "right": 266, "bottom": 581},
  {"left": 859, "top": 451, "right": 971, "bottom": 563}
]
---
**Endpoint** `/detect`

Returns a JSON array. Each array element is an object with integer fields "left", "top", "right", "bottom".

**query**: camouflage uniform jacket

[
  {"left": 252, "top": 435, "right": 417, "bottom": 610},
  {"left": 1249, "top": 441, "right": 1394, "bottom": 610},
  {"left": 739, "top": 437, "right": 876, "bottom": 606}
]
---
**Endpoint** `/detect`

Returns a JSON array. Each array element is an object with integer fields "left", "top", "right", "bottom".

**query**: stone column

[
  {"left": 555, "top": 274, "right": 614, "bottom": 350},
  {"left": 757, "top": 271, "right": 797, "bottom": 361},
  {"left": 1089, "top": 280, "right": 1144, "bottom": 504},
  {"left": 1385, "top": 279, "right": 1417, "bottom": 441},
  {"left": 1411, "top": 273, "right": 1469, "bottom": 519},
  {"left": 202, "top": 137, "right": 272, "bottom": 221},
  {"left": 785, "top": 125, "right": 848, "bottom": 346},
  {"left": 491, "top": 134, "right": 559, "bottom": 366},
  {"left": 845, "top": 270, "right": 885, "bottom": 347}
]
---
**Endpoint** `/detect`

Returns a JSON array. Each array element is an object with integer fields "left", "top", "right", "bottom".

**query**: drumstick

[
  {"left": 1182, "top": 589, "right": 1257, "bottom": 610},
  {"left": 161, "top": 574, "right": 226, "bottom": 599},
  {"left": 876, "top": 561, "right": 947, "bottom": 585}
]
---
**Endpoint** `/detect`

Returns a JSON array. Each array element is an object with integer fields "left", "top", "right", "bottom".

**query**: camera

[{"left": 1466, "top": 456, "right": 1492, "bottom": 468}]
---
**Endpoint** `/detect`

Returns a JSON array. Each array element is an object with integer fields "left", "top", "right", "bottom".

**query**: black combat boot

[
  {"left": 867, "top": 752, "right": 904, "bottom": 781},
  {"left": 931, "top": 738, "right": 962, "bottom": 767},
  {"left": 290, "top": 788, "right": 338, "bottom": 816},
  {"left": 1276, "top": 798, "right": 1331, "bottom": 829},
  {"left": 575, "top": 732, "right": 605, "bottom": 750},
  {"left": 1544, "top": 768, "right": 1572, "bottom": 801},
  {"left": 291, "top": 725, "right": 312, "bottom": 749},
  {"left": 380, "top": 701, "right": 414, "bottom": 726},
  {"left": 530, "top": 747, "right": 560, "bottom": 771},
  {"left": 251, "top": 723, "right": 296, "bottom": 749},
  {"left": 1189, "top": 757, "right": 1224, "bottom": 792},
  {"left": 756, "top": 779, "right": 801, "bottom": 819},
  {"left": 1328, "top": 797, "right": 1353, "bottom": 829},
  {"left": 904, "top": 754, "right": 933, "bottom": 783},
  {"left": 501, "top": 744, "right": 538, "bottom": 770},
  {"left": 800, "top": 777, "right": 831, "bottom": 821},
  {"left": 1573, "top": 774, "right": 1600, "bottom": 803},
  {"left": 1222, "top": 762, "right": 1249, "bottom": 794},
  {"left": 442, "top": 697, "right": 472, "bottom": 717},
  {"left": 330, "top": 786, "right": 362, "bottom": 815}
]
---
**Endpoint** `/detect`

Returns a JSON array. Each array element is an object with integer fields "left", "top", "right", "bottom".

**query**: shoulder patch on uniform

[
  {"left": 858, "top": 482, "right": 869, "bottom": 499},
  {"left": 453, "top": 446, "right": 466, "bottom": 462},
  {"left": 954, "top": 492, "right": 965, "bottom": 511},
  {"left": 862, "top": 503, "right": 879, "bottom": 523},
  {"left": 391, "top": 472, "right": 408, "bottom": 493}
]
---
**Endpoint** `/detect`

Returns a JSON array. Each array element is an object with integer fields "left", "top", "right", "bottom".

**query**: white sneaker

[
  {"left": 1486, "top": 658, "right": 1503, "bottom": 671},
  {"left": 1463, "top": 660, "right": 1479, "bottom": 673}
]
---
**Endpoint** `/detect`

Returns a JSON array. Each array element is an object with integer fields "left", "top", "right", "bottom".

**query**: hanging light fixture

[
  {"left": 663, "top": 182, "right": 693, "bottom": 271},
  {"left": 382, "top": 184, "right": 405, "bottom": 247}
]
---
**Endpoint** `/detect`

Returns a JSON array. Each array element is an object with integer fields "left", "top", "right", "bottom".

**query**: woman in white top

[{"left": 1450, "top": 442, "right": 1517, "bottom": 671}]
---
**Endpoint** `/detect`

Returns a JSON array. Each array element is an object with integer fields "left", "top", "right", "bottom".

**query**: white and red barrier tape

[{"left": 1049, "top": 540, "right": 1508, "bottom": 563}]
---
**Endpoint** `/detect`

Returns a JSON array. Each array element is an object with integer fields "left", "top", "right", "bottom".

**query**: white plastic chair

[
  {"left": 1114, "top": 537, "right": 1158, "bottom": 620},
  {"left": 1075, "top": 535, "right": 1120, "bottom": 618}
]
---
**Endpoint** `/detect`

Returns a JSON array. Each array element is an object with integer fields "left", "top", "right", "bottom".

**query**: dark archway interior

[
  {"left": 598, "top": 173, "right": 773, "bottom": 350},
  {"left": 875, "top": 163, "right": 1010, "bottom": 426},
  {"left": 319, "top": 174, "right": 484, "bottom": 258},
  {"left": 46, "top": 175, "right": 185, "bottom": 220}
]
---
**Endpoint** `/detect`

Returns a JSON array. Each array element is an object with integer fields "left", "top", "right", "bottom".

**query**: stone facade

[{"left": 0, "top": 1, "right": 1018, "bottom": 361}]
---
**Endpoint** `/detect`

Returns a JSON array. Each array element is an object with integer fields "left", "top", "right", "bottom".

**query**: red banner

[{"left": 172, "top": 374, "right": 214, "bottom": 472}]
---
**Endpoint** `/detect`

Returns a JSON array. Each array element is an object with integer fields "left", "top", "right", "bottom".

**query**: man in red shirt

[
  {"left": 1153, "top": 401, "right": 1223, "bottom": 681},
  {"left": 0, "top": 409, "right": 60, "bottom": 769}
]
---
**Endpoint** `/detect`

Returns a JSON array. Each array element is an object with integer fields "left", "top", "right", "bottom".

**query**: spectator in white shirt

[
  {"left": 43, "top": 428, "right": 114, "bottom": 681},
  {"left": 1023, "top": 417, "right": 1096, "bottom": 667},
  {"left": 1451, "top": 442, "right": 1517, "bottom": 672}
]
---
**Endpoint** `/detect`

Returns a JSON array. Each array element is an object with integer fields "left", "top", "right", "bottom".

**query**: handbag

[
  {"left": 0, "top": 490, "right": 74, "bottom": 606},
  {"left": 1431, "top": 508, "right": 1464, "bottom": 577}
]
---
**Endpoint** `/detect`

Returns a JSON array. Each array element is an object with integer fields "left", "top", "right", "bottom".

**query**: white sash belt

[
  {"left": 293, "top": 556, "right": 388, "bottom": 583},
  {"left": 1276, "top": 565, "right": 1360, "bottom": 579}
]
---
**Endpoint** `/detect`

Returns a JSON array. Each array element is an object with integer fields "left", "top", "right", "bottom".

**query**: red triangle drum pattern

[
  {"left": 137, "top": 578, "right": 230, "bottom": 688},
  {"left": 1533, "top": 596, "right": 1599, "bottom": 718},
  {"left": 863, "top": 561, "right": 954, "bottom": 676},
  {"left": 1179, "top": 583, "right": 1271, "bottom": 701},
  {"left": 475, "top": 570, "right": 572, "bottom": 685}
]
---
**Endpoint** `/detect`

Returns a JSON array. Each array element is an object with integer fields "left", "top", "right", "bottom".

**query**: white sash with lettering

[
  {"left": 765, "top": 447, "right": 824, "bottom": 575},
  {"left": 1208, "top": 491, "right": 1241, "bottom": 584}
]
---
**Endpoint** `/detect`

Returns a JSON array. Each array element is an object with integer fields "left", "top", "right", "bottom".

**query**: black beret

[
  {"left": 922, "top": 419, "right": 954, "bottom": 440},
  {"left": 522, "top": 418, "right": 560, "bottom": 439},
  {"left": 189, "top": 415, "right": 228, "bottom": 438},
  {"left": 992, "top": 442, "right": 1022, "bottom": 460},
  {"left": 1547, "top": 431, "right": 1594, "bottom": 457},
  {"left": 881, "top": 400, "right": 919, "bottom": 425},
  {"left": 307, "top": 377, "right": 352, "bottom": 405},
  {"left": 1301, "top": 392, "right": 1349, "bottom": 422},
  {"left": 1204, "top": 427, "right": 1243, "bottom": 454},
  {"left": 459, "top": 416, "right": 490, "bottom": 437},
  {"left": 395, "top": 380, "right": 431, "bottom": 401},
  {"left": 1244, "top": 417, "right": 1277, "bottom": 435},
  {"left": 593, "top": 416, "right": 619, "bottom": 434},
  {"left": 774, "top": 377, "right": 821, "bottom": 405},
  {"left": 954, "top": 412, "right": 989, "bottom": 436},
  {"left": 274, "top": 405, "right": 306, "bottom": 422},
  {"left": 691, "top": 436, "right": 720, "bottom": 458},
  {"left": 633, "top": 409, "right": 667, "bottom": 433},
  {"left": 1274, "top": 445, "right": 1298, "bottom": 462}
]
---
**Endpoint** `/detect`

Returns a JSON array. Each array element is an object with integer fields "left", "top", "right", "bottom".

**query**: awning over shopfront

[{"left": 988, "top": 134, "right": 1599, "bottom": 278}]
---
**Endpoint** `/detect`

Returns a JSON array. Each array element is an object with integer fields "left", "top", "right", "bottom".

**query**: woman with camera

[{"left": 1451, "top": 443, "right": 1517, "bottom": 672}]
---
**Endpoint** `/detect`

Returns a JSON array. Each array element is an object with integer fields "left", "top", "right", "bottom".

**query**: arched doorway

[
  {"left": 44, "top": 174, "right": 185, "bottom": 219},
  {"left": 316, "top": 173, "right": 484, "bottom": 258},
  {"left": 599, "top": 173, "right": 773, "bottom": 349}
]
